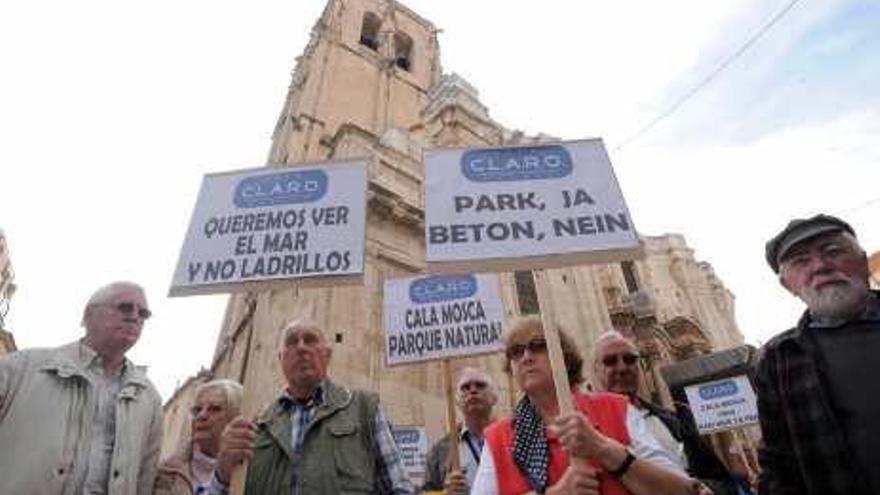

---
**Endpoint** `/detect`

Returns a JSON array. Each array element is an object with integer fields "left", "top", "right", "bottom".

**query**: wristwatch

[{"left": 608, "top": 449, "right": 636, "bottom": 478}]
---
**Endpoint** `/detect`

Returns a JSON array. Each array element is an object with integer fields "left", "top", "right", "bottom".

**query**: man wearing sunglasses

[
  {"left": 423, "top": 367, "right": 498, "bottom": 494},
  {"left": 593, "top": 331, "right": 738, "bottom": 495},
  {"left": 0, "top": 281, "right": 162, "bottom": 495}
]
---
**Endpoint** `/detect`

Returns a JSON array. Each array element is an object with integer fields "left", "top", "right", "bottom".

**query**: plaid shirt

[{"left": 754, "top": 291, "right": 880, "bottom": 495}]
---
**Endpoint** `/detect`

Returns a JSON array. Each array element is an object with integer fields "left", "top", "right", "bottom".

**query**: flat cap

[{"left": 765, "top": 214, "right": 855, "bottom": 272}]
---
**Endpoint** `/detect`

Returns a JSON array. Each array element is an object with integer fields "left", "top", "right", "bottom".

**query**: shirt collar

[
  {"left": 458, "top": 423, "right": 485, "bottom": 442},
  {"left": 78, "top": 339, "right": 128, "bottom": 377},
  {"left": 278, "top": 381, "right": 326, "bottom": 410}
]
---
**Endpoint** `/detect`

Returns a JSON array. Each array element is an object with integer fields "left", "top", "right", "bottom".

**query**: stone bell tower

[
  {"left": 268, "top": 0, "right": 441, "bottom": 164},
  {"left": 161, "top": 0, "right": 747, "bottom": 457},
  {"left": 185, "top": 0, "right": 518, "bottom": 442}
]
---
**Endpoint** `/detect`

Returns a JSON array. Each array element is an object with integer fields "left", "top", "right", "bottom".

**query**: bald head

[
  {"left": 455, "top": 366, "right": 497, "bottom": 421},
  {"left": 278, "top": 317, "right": 332, "bottom": 398}
]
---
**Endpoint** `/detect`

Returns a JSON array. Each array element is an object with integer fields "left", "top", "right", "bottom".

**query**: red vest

[{"left": 484, "top": 391, "right": 632, "bottom": 495}]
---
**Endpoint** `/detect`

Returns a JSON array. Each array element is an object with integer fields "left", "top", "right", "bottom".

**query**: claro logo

[
  {"left": 461, "top": 145, "right": 573, "bottom": 182},
  {"left": 392, "top": 429, "right": 420, "bottom": 444},
  {"left": 234, "top": 169, "right": 328, "bottom": 208},
  {"left": 409, "top": 275, "right": 478, "bottom": 304},
  {"left": 698, "top": 380, "right": 739, "bottom": 400}
]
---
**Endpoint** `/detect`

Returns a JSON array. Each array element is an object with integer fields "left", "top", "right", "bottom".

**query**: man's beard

[{"left": 798, "top": 277, "right": 870, "bottom": 321}]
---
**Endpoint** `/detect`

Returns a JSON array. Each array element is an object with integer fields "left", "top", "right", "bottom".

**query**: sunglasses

[
  {"left": 459, "top": 380, "right": 488, "bottom": 392},
  {"left": 601, "top": 353, "right": 639, "bottom": 367},
  {"left": 114, "top": 301, "right": 152, "bottom": 320},
  {"left": 506, "top": 338, "right": 548, "bottom": 360}
]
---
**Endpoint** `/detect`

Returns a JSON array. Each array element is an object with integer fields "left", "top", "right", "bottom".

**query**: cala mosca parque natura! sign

[
  {"left": 170, "top": 161, "right": 366, "bottom": 296},
  {"left": 684, "top": 375, "right": 759, "bottom": 434},
  {"left": 384, "top": 273, "right": 505, "bottom": 366},
  {"left": 424, "top": 139, "right": 642, "bottom": 273}
]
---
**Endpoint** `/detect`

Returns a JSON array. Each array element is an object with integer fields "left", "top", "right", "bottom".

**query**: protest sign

[
  {"left": 424, "top": 139, "right": 641, "bottom": 273},
  {"left": 392, "top": 426, "right": 429, "bottom": 488},
  {"left": 384, "top": 273, "right": 504, "bottom": 365},
  {"left": 684, "top": 375, "right": 759, "bottom": 434},
  {"left": 170, "top": 161, "right": 366, "bottom": 296}
]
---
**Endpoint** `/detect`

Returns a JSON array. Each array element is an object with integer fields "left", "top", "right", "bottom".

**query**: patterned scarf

[{"left": 513, "top": 396, "right": 549, "bottom": 493}]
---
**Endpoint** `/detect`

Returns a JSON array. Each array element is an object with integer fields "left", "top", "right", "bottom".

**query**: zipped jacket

[{"left": 0, "top": 341, "right": 162, "bottom": 495}]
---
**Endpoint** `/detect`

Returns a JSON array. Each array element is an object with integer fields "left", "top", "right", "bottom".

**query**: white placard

[
  {"left": 684, "top": 375, "right": 759, "bottom": 434},
  {"left": 384, "top": 273, "right": 505, "bottom": 366},
  {"left": 424, "top": 139, "right": 641, "bottom": 272},
  {"left": 392, "top": 426, "right": 428, "bottom": 488},
  {"left": 170, "top": 161, "right": 366, "bottom": 296}
]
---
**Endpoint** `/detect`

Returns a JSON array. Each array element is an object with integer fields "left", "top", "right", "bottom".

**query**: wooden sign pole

[
  {"left": 229, "top": 290, "right": 273, "bottom": 495},
  {"left": 532, "top": 269, "right": 574, "bottom": 415},
  {"left": 443, "top": 359, "right": 461, "bottom": 472}
]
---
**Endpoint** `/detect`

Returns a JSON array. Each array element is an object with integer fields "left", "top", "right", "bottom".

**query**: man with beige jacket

[{"left": 0, "top": 281, "right": 163, "bottom": 494}]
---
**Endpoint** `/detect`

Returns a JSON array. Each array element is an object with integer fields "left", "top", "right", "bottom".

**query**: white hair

[
  {"left": 194, "top": 379, "right": 244, "bottom": 418},
  {"left": 456, "top": 366, "right": 497, "bottom": 395},
  {"left": 81, "top": 281, "right": 146, "bottom": 325},
  {"left": 592, "top": 330, "right": 637, "bottom": 363},
  {"left": 278, "top": 317, "right": 328, "bottom": 348}
]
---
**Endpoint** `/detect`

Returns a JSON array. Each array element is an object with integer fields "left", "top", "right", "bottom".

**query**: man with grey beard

[{"left": 756, "top": 214, "right": 879, "bottom": 495}]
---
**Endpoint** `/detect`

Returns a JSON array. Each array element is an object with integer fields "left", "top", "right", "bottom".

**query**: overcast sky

[{"left": 2, "top": 0, "right": 878, "bottom": 400}]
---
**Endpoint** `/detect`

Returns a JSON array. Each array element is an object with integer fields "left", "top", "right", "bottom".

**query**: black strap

[
  {"left": 463, "top": 432, "right": 482, "bottom": 464},
  {"left": 609, "top": 450, "right": 636, "bottom": 478}
]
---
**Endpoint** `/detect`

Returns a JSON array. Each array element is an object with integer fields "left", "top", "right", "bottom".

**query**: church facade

[{"left": 161, "top": 0, "right": 746, "bottom": 456}]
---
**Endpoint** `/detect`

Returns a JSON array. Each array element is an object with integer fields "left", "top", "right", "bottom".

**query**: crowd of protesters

[{"left": 0, "top": 212, "right": 876, "bottom": 494}]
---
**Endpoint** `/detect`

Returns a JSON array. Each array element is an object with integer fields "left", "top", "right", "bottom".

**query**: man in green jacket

[
  {"left": 0, "top": 281, "right": 163, "bottom": 495},
  {"left": 214, "top": 318, "right": 414, "bottom": 494}
]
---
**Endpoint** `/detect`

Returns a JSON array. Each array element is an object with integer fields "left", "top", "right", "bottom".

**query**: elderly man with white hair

[
  {"left": 423, "top": 366, "right": 498, "bottom": 494},
  {"left": 214, "top": 317, "right": 414, "bottom": 494},
  {"left": 0, "top": 281, "right": 163, "bottom": 495}
]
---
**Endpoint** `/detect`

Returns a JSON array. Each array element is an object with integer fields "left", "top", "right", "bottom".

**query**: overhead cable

[{"left": 612, "top": 0, "right": 804, "bottom": 151}]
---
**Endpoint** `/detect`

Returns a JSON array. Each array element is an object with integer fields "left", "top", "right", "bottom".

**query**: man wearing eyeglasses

[
  {"left": 423, "top": 367, "right": 498, "bottom": 494},
  {"left": 0, "top": 281, "right": 162, "bottom": 495},
  {"left": 756, "top": 214, "right": 879, "bottom": 495},
  {"left": 592, "top": 331, "right": 737, "bottom": 495}
]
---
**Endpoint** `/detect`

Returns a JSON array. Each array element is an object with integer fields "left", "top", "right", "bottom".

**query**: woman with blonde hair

[
  {"left": 154, "top": 379, "right": 243, "bottom": 495},
  {"left": 472, "top": 316, "right": 711, "bottom": 495}
]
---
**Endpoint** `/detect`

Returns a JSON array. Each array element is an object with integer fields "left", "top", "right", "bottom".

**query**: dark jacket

[
  {"left": 423, "top": 431, "right": 453, "bottom": 491},
  {"left": 754, "top": 294, "right": 879, "bottom": 495}
]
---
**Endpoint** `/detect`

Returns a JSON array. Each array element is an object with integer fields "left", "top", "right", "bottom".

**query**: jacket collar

[
  {"left": 40, "top": 340, "right": 151, "bottom": 391},
  {"left": 258, "top": 380, "right": 353, "bottom": 459}
]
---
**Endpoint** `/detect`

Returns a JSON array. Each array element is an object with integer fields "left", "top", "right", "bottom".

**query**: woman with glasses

[
  {"left": 471, "top": 316, "right": 711, "bottom": 495},
  {"left": 153, "top": 379, "right": 243, "bottom": 495}
]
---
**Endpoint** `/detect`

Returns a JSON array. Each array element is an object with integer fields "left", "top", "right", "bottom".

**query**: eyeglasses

[
  {"left": 601, "top": 353, "right": 639, "bottom": 367},
  {"left": 506, "top": 338, "right": 548, "bottom": 361},
  {"left": 114, "top": 302, "right": 152, "bottom": 320},
  {"left": 190, "top": 403, "right": 225, "bottom": 416},
  {"left": 459, "top": 380, "right": 488, "bottom": 392}
]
